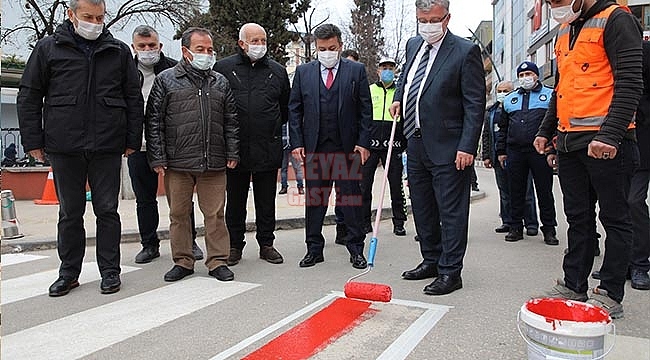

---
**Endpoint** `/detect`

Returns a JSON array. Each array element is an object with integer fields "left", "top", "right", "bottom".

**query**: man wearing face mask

[
  {"left": 213, "top": 23, "right": 291, "bottom": 267},
  {"left": 146, "top": 27, "right": 239, "bottom": 283},
  {"left": 18, "top": 0, "right": 143, "bottom": 296},
  {"left": 495, "top": 61, "right": 558, "bottom": 246},
  {"left": 482, "top": 80, "right": 539, "bottom": 236},
  {"left": 389, "top": 0, "right": 485, "bottom": 296},
  {"left": 534, "top": 0, "right": 642, "bottom": 319},
  {"left": 289, "top": 24, "right": 372, "bottom": 269},
  {"left": 361, "top": 57, "right": 408, "bottom": 237},
  {"left": 129, "top": 25, "right": 204, "bottom": 264}
]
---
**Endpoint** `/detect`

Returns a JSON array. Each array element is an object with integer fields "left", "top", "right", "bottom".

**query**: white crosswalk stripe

[
  {"left": 2, "top": 277, "right": 259, "bottom": 360},
  {"left": 1, "top": 262, "right": 140, "bottom": 305},
  {"left": 1, "top": 253, "right": 49, "bottom": 266}
]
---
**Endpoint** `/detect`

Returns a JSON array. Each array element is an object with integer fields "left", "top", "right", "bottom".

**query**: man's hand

[
  {"left": 547, "top": 154, "right": 557, "bottom": 170},
  {"left": 354, "top": 145, "right": 370, "bottom": 165},
  {"left": 29, "top": 149, "right": 45, "bottom": 163},
  {"left": 153, "top": 166, "right": 166, "bottom": 176},
  {"left": 455, "top": 151, "right": 474, "bottom": 171},
  {"left": 498, "top": 154, "right": 507, "bottom": 169},
  {"left": 389, "top": 101, "right": 401, "bottom": 119},
  {"left": 292, "top": 147, "right": 305, "bottom": 164},
  {"left": 483, "top": 158, "right": 492, "bottom": 168},
  {"left": 124, "top": 148, "right": 136, "bottom": 157},
  {"left": 533, "top": 136, "right": 550, "bottom": 155},
  {"left": 587, "top": 140, "right": 617, "bottom": 160},
  {"left": 227, "top": 160, "right": 238, "bottom": 169}
]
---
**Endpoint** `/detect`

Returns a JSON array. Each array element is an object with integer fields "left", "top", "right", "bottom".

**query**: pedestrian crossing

[{"left": 1, "top": 253, "right": 452, "bottom": 360}]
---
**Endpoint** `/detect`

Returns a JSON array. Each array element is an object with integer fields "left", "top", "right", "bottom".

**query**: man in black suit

[
  {"left": 389, "top": 0, "right": 486, "bottom": 295},
  {"left": 289, "top": 24, "right": 372, "bottom": 269}
]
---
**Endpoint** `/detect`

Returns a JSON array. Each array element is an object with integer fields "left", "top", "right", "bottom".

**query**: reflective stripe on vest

[
  {"left": 370, "top": 83, "right": 398, "bottom": 122},
  {"left": 554, "top": 4, "right": 634, "bottom": 132}
]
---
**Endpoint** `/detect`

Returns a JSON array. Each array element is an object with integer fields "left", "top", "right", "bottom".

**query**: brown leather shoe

[{"left": 260, "top": 245, "right": 284, "bottom": 264}]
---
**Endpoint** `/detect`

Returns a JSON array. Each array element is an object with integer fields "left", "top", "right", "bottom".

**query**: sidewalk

[{"left": 2, "top": 168, "right": 486, "bottom": 253}]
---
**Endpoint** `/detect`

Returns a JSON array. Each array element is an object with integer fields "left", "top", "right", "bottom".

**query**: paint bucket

[{"left": 517, "top": 298, "right": 615, "bottom": 360}]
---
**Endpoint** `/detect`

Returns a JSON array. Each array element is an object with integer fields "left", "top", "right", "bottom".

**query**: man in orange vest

[{"left": 534, "top": 0, "right": 643, "bottom": 319}]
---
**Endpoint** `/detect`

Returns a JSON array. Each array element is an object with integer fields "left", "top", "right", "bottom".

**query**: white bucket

[{"left": 517, "top": 298, "right": 615, "bottom": 360}]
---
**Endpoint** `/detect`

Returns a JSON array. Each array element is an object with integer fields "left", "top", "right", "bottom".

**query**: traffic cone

[{"left": 34, "top": 167, "right": 59, "bottom": 205}]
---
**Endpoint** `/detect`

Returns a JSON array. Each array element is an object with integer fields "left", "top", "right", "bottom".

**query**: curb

[{"left": 1, "top": 191, "right": 486, "bottom": 254}]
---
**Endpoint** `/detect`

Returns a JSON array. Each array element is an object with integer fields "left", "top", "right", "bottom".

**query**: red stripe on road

[{"left": 243, "top": 297, "right": 374, "bottom": 360}]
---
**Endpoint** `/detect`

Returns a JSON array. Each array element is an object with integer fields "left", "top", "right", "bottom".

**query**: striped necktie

[{"left": 403, "top": 44, "right": 433, "bottom": 139}]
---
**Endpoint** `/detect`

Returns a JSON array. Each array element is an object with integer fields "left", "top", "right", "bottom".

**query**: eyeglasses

[{"left": 417, "top": 13, "right": 449, "bottom": 24}]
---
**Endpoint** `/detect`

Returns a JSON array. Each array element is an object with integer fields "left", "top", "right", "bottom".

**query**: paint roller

[{"left": 343, "top": 115, "right": 401, "bottom": 303}]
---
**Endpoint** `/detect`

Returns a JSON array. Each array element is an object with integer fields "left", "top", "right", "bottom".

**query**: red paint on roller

[
  {"left": 344, "top": 282, "right": 392, "bottom": 302},
  {"left": 526, "top": 298, "right": 611, "bottom": 323},
  {"left": 243, "top": 297, "right": 373, "bottom": 360}
]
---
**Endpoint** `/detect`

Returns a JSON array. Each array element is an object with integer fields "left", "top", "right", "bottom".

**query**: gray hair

[
  {"left": 132, "top": 25, "right": 159, "bottom": 40},
  {"left": 415, "top": 0, "right": 449, "bottom": 11},
  {"left": 69, "top": 0, "right": 105, "bottom": 12},
  {"left": 496, "top": 80, "right": 514, "bottom": 90},
  {"left": 313, "top": 24, "right": 342, "bottom": 43},
  {"left": 238, "top": 23, "right": 266, "bottom": 42},
  {"left": 181, "top": 27, "right": 213, "bottom": 48}
]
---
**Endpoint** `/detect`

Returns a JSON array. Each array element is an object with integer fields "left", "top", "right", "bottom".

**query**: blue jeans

[{"left": 280, "top": 149, "right": 303, "bottom": 188}]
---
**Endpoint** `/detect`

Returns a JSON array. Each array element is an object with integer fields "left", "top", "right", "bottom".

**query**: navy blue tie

[{"left": 403, "top": 44, "right": 433, "bottom": 139}]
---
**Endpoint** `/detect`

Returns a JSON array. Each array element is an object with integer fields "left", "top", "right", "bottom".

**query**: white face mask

[
  {"left": 496, "top": 92, "right": 506, "bottom": 103},
  {"left": 419, "top": 22, "right": 445, "bottom": 44},
  {"left": 318, "top": 50, "right": 340, "bottom": 69},
  {"left": 519, "top": 76, "right": 537, "bottom": 90},
  {"left": 246, "top": 44, "right": 267, "bottom": 62},
  {"left": 73, "top": 14, "right": 104, "bottom": 41},
  {"left": 187, "top": 50, "right": 215, "bottom": 71},
  {"left": 551, "top": 0, "right": 582, "bottom": 24},
  {"left": 137, "top": 50, "right": 160, "bottom": 66}
]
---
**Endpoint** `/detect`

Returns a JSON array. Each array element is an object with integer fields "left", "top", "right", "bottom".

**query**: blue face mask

[{"left": 380, "top": 69, "right": 395, "bottom": 84}]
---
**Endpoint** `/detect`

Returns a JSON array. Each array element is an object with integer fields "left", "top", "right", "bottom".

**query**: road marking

[
  {"left": 243, "top": 297, "right": 373, "bottom": 360},
  {"left": 210, "top": 293, "right": 338, "bottom": 360},
  {"left": 376, "top": 306, "right": 449, "bottom": 359},
  {"left": 2, "top": 277, "right": 259, "bottom": 360},
  {"left": 1, "top": 262, "right": 140, "bottom": 305},
  {"left": 1, "top": 253, "right": 48, "bottom": 266}
]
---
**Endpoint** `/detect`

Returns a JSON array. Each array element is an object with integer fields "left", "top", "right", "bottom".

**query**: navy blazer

[
  {"left": 288, "top": 58, "right": 372, "bottom": 158},
  {"left": 394, "top": 33, "right": 486, "bottom": 165}
]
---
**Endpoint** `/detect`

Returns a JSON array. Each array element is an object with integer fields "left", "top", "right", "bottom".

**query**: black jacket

[
  {"left": 145, "top": 60, "right": 239, "bottom": 172},
  {"left": 213, "top": 48, "right": 290, "bottom": 171},
  {"left": 17, "top": 20, "right": 143, "bottom": 154}
]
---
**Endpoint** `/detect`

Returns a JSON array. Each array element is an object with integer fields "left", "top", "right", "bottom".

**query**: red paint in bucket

[{"left": 526, "top": 298, "right": 610, "bottom": 323}]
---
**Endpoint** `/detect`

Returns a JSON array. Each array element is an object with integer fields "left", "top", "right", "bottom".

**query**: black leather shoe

[
  {"left": 208, "top": 265, "right": 234, "bottom": 281},
  {"left": 526, "top": 228, "right": 539, "bottom": 236},
  {"left": 227, "top": 248, "right": 243, "bottom": 266},
  {"left": 349, "top": 254, "right": 368, "bottom": 269},
  {"left": 135, "top": 247, "right": 160, "bottom": 264},
  {"left": 335, "top": 224, "right": 348, "bottom": 245},
  {"left": 592, "top": 270, "right": 601, "bottom": 280},
  {"left": 423, "top": 274, "right": 463, "bottom": 295},
  {"left": 393, "top": 225, "right": 407, "bottom": 236},
  {"left": 48, "top": 276, "right": 79, "bottom": 297},
  {"left": 299, "top": 253, "right": 324, "bottom": 267},
  {"left": 100, "top": 273, "right": 121, "bottom": 294},
  {"left": 164, "top": 265, "right": 194, "bottom": 282},
  {"left": 278, "top": 186, "right": 288, "bottom": 195},
  {"left": 402, "top": 263, "right": 438, "bottom": 280},
  {"left": 505, "top": 229, "right": 523, "bottom": 242},
  {"left": 495, "top": 224, "right": 510, "bottom": 233},
  {"left": 192, "top": 241, "right": 204, "bottom": 260},
  {"left": 630, "top": 268, "right": 650, "bottom": 290},
  {"left": 543, "top": 231, "right": 559, "bottom": 246},
  {"left": 414, "top": 235, "right": 420, "bottom": 242}
]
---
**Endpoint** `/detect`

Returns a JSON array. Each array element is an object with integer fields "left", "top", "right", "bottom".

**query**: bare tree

[
  {"left": 1, "top": 0, "right": 202, "bottom": 49},
  {"left": 350, "top": 0, "right": 385, "bottom": 82},
  {"left": 383, "top": 0, "right": 416, "bottom": 69}
]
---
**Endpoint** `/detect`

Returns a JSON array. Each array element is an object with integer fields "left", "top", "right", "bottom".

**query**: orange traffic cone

[{"left": 34, "top": 167, "right": 59, "bottom": 205}]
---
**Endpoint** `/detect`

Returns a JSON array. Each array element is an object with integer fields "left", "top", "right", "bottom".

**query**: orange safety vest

[{"left": 554, "top": 4, "right": 635, "bottom": 132}]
